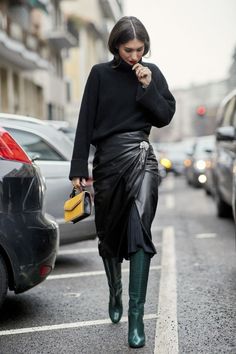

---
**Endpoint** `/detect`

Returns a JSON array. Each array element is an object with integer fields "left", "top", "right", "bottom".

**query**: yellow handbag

[{"left": 64, "top": 188, "right": 92, "bottom": 224}]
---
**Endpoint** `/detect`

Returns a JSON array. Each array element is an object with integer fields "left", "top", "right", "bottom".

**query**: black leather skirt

[{"left": 93, "top": 131, "right": 159, "bottom": 262}]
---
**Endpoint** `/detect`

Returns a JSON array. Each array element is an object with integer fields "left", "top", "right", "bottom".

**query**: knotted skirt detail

[{"left": 93, "top": 131, "right": 159, "bottom": 262}]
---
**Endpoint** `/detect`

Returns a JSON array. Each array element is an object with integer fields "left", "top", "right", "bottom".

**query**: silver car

[{"left": 0, "top": 113, "right": 96, "bottom": 245}]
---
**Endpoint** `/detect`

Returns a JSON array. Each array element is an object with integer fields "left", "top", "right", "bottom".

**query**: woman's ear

[{"left": 114, "top": 53, "right": 120, "bottom": 61}]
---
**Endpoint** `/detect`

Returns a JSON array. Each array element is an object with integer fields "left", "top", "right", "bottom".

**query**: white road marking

[
  {"left": 0, "top": 226, "right": 173, "bottom": 341},
  {"left": 165, "top": 194, "right": 175, "bottom": 209},
  {"left": 58, "top": 248, "right": 98, "bottom": 256},
  {"left": 58, "top": 228, "right": 162, "bottom": 257},
  {"left": 154, "top": 226, "right": 179, "bottom": 353},
  {"left": 0, "top": 314, "right": 157, "bottom": 336},
  {"left": 59, "top": 243, "right": 161, "bottom": 256},
  {"left": 164, "top": 175, "right": 175, "bottom": 191},
  {"left": 47, "top": 266, "right": 161, "bottom": 280},
  {"left": 154, "top": 242, "right": 162, "bottom": 248},
  {"left": 58, "top": 226, "right": 163, "bottom": 257},
  {"left": 195, "top": 233, "right": 217, "bottom": 239},
  {"left": 152, "top": 226, "right": 163, "bottom": 232},
  {"left": 48, "top": 270, "right": 105, "bottom": 280},
  {"left": 64, "top": 293, "right": 81, "bottom": 298}
]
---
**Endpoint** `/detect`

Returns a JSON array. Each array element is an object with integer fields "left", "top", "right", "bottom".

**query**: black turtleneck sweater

[{"left": 69, "top": 59, "right": 176, "bottom": 179}]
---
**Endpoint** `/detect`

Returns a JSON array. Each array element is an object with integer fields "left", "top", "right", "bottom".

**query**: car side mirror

[
  {"left": 216, "top": 126, "right": 236, "bottom": 141},
  {"left": 205, "top": 148, "right": 213, "bottom": 153},
  {"left": 31, "top": 154, "right": 41, "bottom": 161}
]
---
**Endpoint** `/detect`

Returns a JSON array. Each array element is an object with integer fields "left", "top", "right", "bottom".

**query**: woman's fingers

[
  {"left": 72, "top": 177, "right": 86, "bottom": 189},
  {"left": 72, "top": 177, "right": 81, "bottom": 189},
  {"left": 132, "top": 64, "right": 149, "bottom": 75},
  {"left": 132, "top": 63, "right": 141, "bottom": 71},
  {"left": 136, "top": 68, "right": 145, "bottom": 78},
  {"left": 132, "top": 63, "right": 151, "bottom": 84},
  {"left": 81, "top": 178, "right": 87, "bottom": 187}
]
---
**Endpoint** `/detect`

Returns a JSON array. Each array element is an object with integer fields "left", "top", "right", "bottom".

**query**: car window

[
  {"left": 221, "top": 97, "right": 236, "bottom": 127},
  {"left": 6, "top": 128, "right": 64, "bottom": 161}
]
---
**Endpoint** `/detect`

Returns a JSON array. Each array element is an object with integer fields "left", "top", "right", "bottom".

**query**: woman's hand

[
  {"left": 72, "top": 177, "right": 87, "bottom": 190},
  {"left": 132, "top": 63, "right": 152, "bottom": 88}
]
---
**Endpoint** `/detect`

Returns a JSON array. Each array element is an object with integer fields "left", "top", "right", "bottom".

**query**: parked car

[
  {"left": 203, "top": 144, "right": 217, "bottom": 196},
  {"left": 184, "top": 135, "right": 215, "bottom": 188},
  {"left": 47, "top": 120, "right": 76, "bottom": 142},
  {"left": 213, "top": 89, "right": 236, "bottom": 220},
  {"left": 233, "top": 161, "right": 236, "bottom": 223},
  {"left": 154, "top": 139, "right": 196, "bottom": 176},
  {"left": 0, "top": 127, "right": 59, "bottom": 307},
  {"left": 0, "top": 114, "right": 96, "bottom": 245}
]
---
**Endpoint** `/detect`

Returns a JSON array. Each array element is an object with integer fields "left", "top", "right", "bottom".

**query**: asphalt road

[{"left": 0, "top": 175, "right": 235, "bottom": 354}]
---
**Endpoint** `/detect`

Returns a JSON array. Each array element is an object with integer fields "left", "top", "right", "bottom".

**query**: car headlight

[
  {"left": 194, "top": 160, "right": 206, "bottom": 170},
  {"left": 184, "top": 159, "right": 192, "bottom": 167},
  {"left": 160, "top": 158, "right": 172, "bottom": 169},
  {"left": 198, "top": 174, "right": 207, "bottom": 184},
  {"left": 205, "top": 160, "right": 212, "bottom": 168}
]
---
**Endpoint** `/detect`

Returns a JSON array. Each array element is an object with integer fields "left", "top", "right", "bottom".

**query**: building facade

[
  {"left": 0, "top": 0, "right": 123, "bottom": 122},
  {"left": 0, "top": 0, "right": 77, "bottom": 120},
  {"left": 61, "top": 0, "right": 123, "bottom": 125},
  {"left": 0, "top": 0, "right": 49, "bottom": 118}
]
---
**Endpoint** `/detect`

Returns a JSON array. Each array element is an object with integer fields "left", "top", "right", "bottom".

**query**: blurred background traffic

[{"left": 0, "top": 0, "right": 236, "bottom": 305}]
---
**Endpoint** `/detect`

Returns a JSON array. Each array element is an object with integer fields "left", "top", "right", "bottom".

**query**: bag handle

[{"left": 70, "top": 186, "right": 85, "bottom": 198}]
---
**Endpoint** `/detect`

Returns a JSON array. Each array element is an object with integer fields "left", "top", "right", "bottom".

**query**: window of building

[
  {"left": 0, "top": 67, "right": 8, "bottom": 112},
  {"left": 66, "top": 80, "right": 71, "bottom": 102}
]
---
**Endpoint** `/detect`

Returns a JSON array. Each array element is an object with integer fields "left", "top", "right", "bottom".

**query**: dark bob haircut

[{"left": 108, "top": 16, "right": 150, "bottom": 64}]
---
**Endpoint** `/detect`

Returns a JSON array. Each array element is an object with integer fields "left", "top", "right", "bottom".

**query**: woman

[{"left": 69, "top": 16, "right": 175, "bottom": 348}]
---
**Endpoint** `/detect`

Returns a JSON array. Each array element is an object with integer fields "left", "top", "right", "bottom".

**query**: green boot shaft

[
  {"left": 102, "top": 257, "right": 123, "bottom": 324},
  {"left": 128, "top": 249, "right": 151, "bottom": 348}
]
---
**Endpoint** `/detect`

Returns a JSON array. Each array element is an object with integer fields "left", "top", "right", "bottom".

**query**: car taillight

[
  {"left": 0, "top": 127, "right": 31, "bottom": 164},
  {"left": 40, "top": 265, "right": 52, "bottom": 277}
]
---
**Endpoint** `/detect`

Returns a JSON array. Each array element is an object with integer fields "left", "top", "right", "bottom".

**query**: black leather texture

[{"left": 93, "top": 131, "right": 159, "bottom": 261}]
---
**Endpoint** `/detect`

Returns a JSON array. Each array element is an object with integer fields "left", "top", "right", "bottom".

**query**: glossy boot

[
  {"left": 102, "top": 257, "right": 123, "bottom": 323},
  {"left": 128, "top": 249, "right": 151, "bottom": 348}
]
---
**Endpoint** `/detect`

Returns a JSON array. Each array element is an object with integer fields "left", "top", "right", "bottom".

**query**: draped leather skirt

[{"left": 93, "top": 131, "right": 159, "bottom": 262}]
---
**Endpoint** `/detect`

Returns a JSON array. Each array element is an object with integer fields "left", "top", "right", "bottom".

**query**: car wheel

[
  {"left": 0, "top": 254, "right": 8, "bottom": 307},
  {"left": 215, "top": 188, "right": 232, "bottom": 218}
]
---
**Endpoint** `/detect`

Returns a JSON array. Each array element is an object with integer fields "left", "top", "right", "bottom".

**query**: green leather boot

[
  {"left": 102, "top": 257, "right": 123, "bottom": 323},
  {"left": 128, "top": 249, "right": 151, "bottom": 348}
]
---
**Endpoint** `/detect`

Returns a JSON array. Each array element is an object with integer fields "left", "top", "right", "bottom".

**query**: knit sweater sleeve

[
  {"left": 136, "top": 64, "right": 176, "bottom": 128},
  {"left": 69, "top": 66, "right": 99, "bottom": 180}
]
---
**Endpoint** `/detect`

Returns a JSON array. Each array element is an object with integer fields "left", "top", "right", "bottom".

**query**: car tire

[
  {"left": 0, "top": 254, "right": 8, "bottom": 307},
  {"left": 215, "top": 188, "right": 232, "bottom": 218}
]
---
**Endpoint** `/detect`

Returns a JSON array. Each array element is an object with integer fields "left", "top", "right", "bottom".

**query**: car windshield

[
  {"left": 195, "top": 137, "right": 215, "bottom": 154},
  {"left": 154, "top": 140, "right": 195, "bottom": 157}
]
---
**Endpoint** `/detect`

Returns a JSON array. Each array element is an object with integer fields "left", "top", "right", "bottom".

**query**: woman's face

[{"left": 118, "top": 38, "right": 145, "bottom": 66}]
